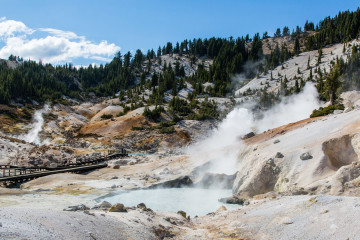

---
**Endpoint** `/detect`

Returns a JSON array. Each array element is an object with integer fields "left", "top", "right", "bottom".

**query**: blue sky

[{"left": 0, "top": 0, "right": 359, "bottom": 66}]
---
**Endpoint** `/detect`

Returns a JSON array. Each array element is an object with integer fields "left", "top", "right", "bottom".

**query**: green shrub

[
  {"left": 116, "top": 112, "right": 126, "bottom": 117},
  {"left": 159, "top": 126, "right": 175, "bottom": 134},
  {"left": 143, "top": 106, "right": 164, "bottom": 121},
  {"left": 100, "top": 114, "right": 113, "bottom": 120},
  {"left": 131, "top": 126, "right": 145, "bottom": 131},
  {"left": 310, "top": 104, "right": 344, "bottom": 118},
  {"left": 159, "top": 121, "right": 175, "bottom": 128}
]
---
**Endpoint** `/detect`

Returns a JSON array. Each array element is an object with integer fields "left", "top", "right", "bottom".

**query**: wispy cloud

[{"left": 0, "top": 17, "right": 120, "bottom": 64}]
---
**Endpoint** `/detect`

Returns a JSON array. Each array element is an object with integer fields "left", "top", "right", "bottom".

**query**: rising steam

[
  {"left": 187, "top": 83, "right": 320, "bottom": 175},
  {"left": 21, "top": 104, "right": 50, "bottom": 145}
]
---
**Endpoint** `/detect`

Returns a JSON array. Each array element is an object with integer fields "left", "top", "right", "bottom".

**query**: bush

[
  {"left": 310, "top": 104, "right": 344, "bottom": 118},
  {"left": 116, "top": 111, "right": 126, "bottom": 117},
  {"left": 143, "top": 106, "right": 164, "bottom": 121},
  {"left": 159, "top": 121, "right": 175, "bottom": 128},
  {"left": 100, "top": 114, "right": 113, "bottom": 120},
  {"left": 131, "top": 126, "right": 145, "bottom": 131},
  {"left": 159, "top": 126, "right": 175, "bottom": 134}
]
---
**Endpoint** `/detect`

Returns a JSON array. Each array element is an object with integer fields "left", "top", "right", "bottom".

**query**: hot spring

[{"left": 101, "top": 188, "right": 239, "bottom": 216}]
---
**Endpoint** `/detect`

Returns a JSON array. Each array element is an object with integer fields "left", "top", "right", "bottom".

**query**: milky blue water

[{"left": 102, "top": 188, "right": 239, "bottom": 216}]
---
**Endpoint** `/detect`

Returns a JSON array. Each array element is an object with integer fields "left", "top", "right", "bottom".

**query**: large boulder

[{"left": 109, "top": 203, "right": 127, "bottom": 212}]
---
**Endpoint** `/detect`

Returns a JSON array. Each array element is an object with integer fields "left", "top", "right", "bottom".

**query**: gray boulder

[
  {"left": 218, "top": 196, "right": 245, "bottom": 205},
  {"left": 300, "top": 152, "right": 313, "bottom": 160},
  {"left": 64, "top": 204, "right": 89, "bottom": 211}
]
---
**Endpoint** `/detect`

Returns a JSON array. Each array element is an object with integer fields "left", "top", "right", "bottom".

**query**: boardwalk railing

[{"left": 0, "top": 151, "right": 128, "bottom": 183}]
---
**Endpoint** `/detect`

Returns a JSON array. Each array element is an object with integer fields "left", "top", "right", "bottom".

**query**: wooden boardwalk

[{"left": 0, "top": 151, "right": 128, "bottom": 183}]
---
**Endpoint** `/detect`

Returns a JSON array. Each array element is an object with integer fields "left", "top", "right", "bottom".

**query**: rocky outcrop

[
  {"left": 233, "top": 157, "right": 280, "bottom": 198},
  {"left": 149, "top": 176, "right": 193, "bottom": 189},
  {"left": 322, "top": 135, "right": 358, "bottom": 169}
]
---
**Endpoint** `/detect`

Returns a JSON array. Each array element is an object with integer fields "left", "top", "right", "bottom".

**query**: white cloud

[
  {"left": 0, "top": 18, "right": 34, "bottom": 38},
  {"left": 39, "top": 28, "right": 84, "bottom": 40},
  {"left": 0, "top": 17, "right": 120, "bottom": 64}
]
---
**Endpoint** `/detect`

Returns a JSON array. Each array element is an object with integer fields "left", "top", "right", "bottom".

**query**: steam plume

[
  {"left": 21, "top": 104, "right": 50, "bottom": 145},
  {"left": 187, "top": 83, "right": 320, "bottom": 175}
]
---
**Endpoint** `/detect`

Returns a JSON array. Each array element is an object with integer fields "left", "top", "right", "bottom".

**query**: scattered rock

[
  {"left": 137, "top": 203, "right": 152, "bottom": 211},
  {"left": 218, "top": 196, "right": 245, "bottom": 205},
  {"left": 274, "top": 139, "right": 280, "bottom": 144},
  {"left": 242, "top": 132, "right": 255, "bottom": 140},
  {"left": 333, "top": 110, "right": 343, "bottom": 114},
  {"left": 97, "top": 201, "right": 112, "bottom": 209},
  {"left": 216, "top": 206, "right": 227, "bottom": 213},
  {"left": 64, "top": 204, "right": 89, "bottom": 211},
  {"left": 266, "top": 158, "right": 275, "bottom": 165},
  {"left": 300, "top": 152, "right": 313, "bottom": 160},
  {"left": 109, "top": 203, "right": 127, "bottom": 212},
  {"left": 113, "top": 165, "right": 120, "bottom": 169},
  {"left": 84, "top": 210, "right": 95, "bottom": 216},
  {"left": 153, "top": 225, "right": 175, "bottom": 239},
  {"left": 177, "top": 210, "right": 187, "bottom": 218},
  {"left": 282, "top": 219, "right": 294, "bottom": 225},
  {"left": 275, "top": 152, "right": 284, "bottom": 158},
  {"left": 111, "top": 176, "right": 118, "bottom": 179}
]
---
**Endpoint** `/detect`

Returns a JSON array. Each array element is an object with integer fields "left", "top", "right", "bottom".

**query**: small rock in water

[
  {"left": 137, "top": 203, "right": 147, "bottom": 210},
  {"left": 300, "top": 152, "right": 313, "bottom": 160},
  {"left": 111, "top": 176, "right": 118, "bottom": 179},
  {"left": 274, "top": 139, "right": 280, "bottom": 144},
  {"left": 97, "top": 201, "right": 112, "bottom": 209},
  {"left": 177, "top": 210, "right": 187, "bottom": 218},
  {"left": 275, "top": 152, "right": 284, "bottom": 158},
  {"left": 216, "top": 206, "right": 227, "bottom": 213},
  {"left": 218, "top": 196, "right": 244, "bottom": 205}
]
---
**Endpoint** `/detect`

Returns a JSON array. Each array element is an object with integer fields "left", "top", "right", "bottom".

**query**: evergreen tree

[
  {"left": 293, "top": 37, "right": 300, "bottom": 56},
  {"left": 274, "top": 28, "right": 282, "bottom": 37},
  {"left": 282, "top": 26, "right": 290, "bottom": 36}
]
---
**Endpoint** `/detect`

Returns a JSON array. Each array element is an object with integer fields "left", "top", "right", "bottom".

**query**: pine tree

[
  {"left": 317, "top": 48, "right": 323, "bottom": 65},
  {"left": 295, "top": 79, "right": 300, "bottom": 93},
  {"left": 293, "top": 37, "right": 300, "bottom": 56},
  {"left": 325, "top": 65, "right": 341, "bottom": 105},
  {"left": 274, "top": 28, "right": 282, "bottom": 37},
  {"left": 282, "top": 26, "right": 290, "bottom": 36}
]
